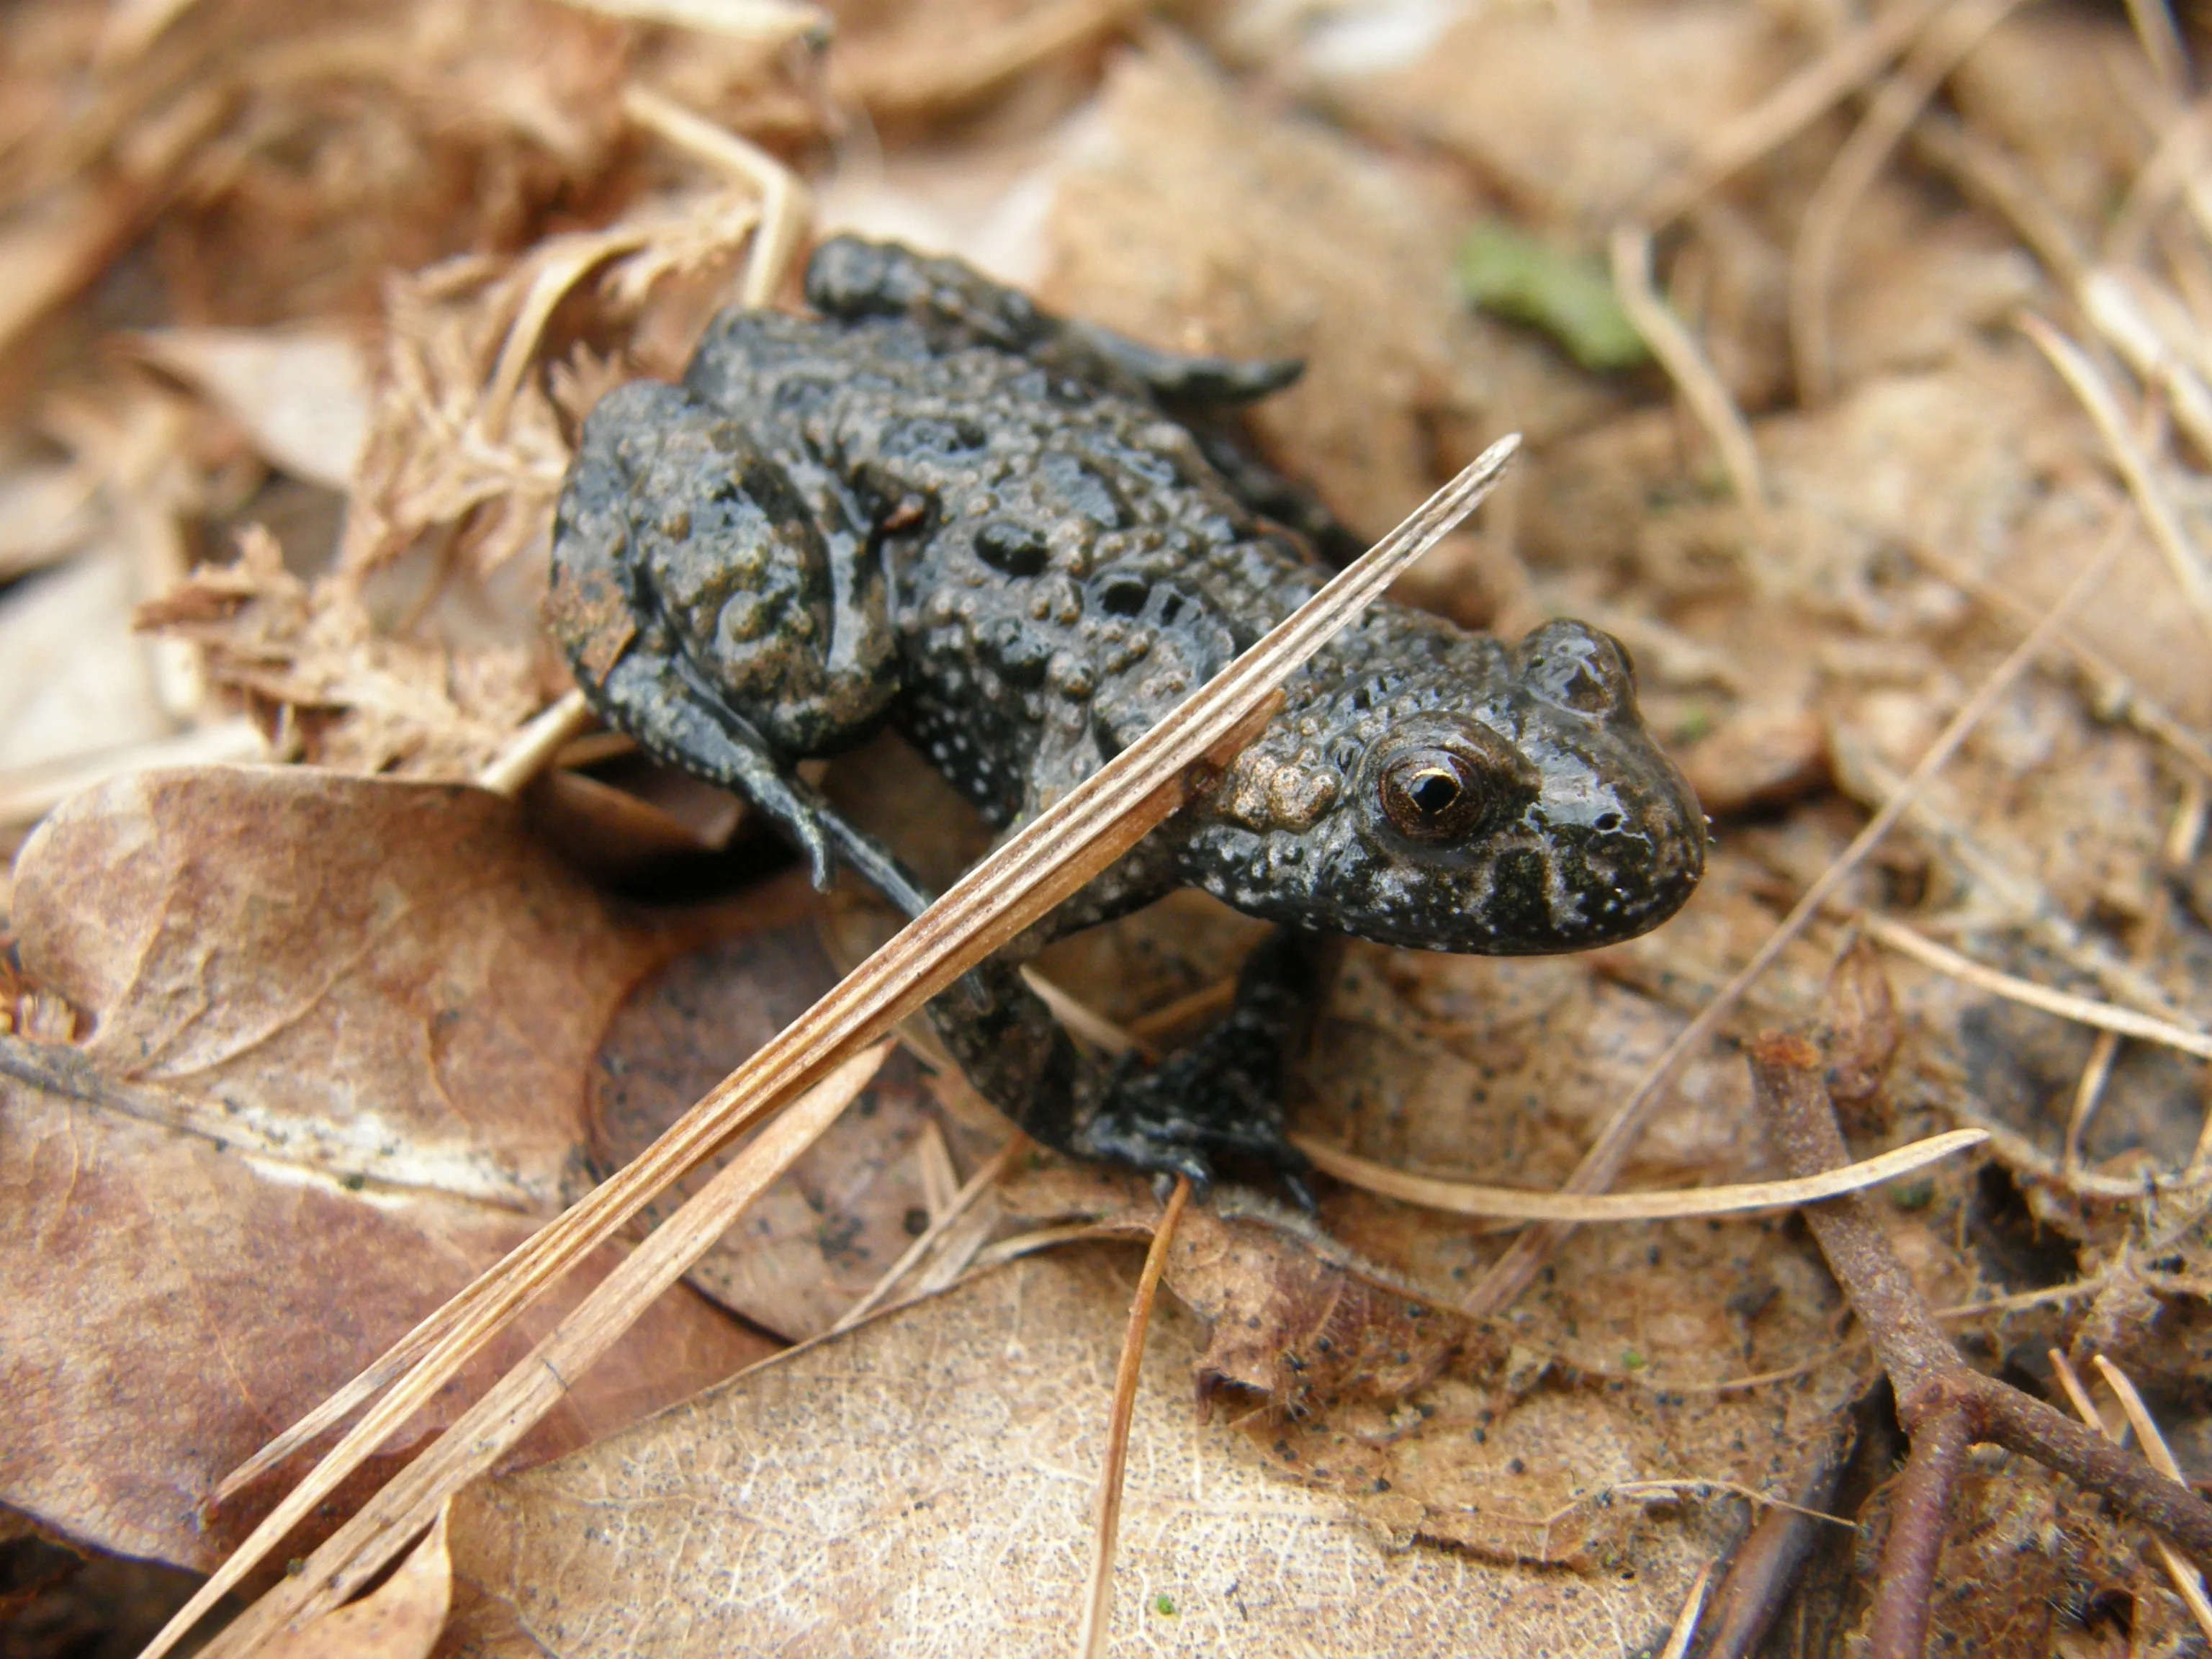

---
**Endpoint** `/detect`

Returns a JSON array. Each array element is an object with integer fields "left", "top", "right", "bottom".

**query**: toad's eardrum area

[{"left": 547, "top": 235, "right": 1706, "bottom": 1196}]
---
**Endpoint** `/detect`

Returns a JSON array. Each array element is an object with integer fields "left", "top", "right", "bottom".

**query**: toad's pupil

[{"left": 1408, "top": 768, "right": 1461, "bottom": 814}]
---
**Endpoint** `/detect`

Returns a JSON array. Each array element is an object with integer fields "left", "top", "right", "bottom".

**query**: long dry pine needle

[
  {"left": 1293, "top": 1127, "right": 1987, "bottom": 1220},
  {"left": 144, "top": 436, "right": 1524, "bottom": 1659},
  {"left": 1858, "top": 914, "right": 2212, "bottom": 1060},
  {"left": 1076, "top": 1174, "right": 1192, "bottom": 1659}
]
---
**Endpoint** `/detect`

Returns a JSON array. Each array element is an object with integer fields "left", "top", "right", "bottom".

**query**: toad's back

[{"left": 672, "top": 305, "right": 1327, "bottom": 824}]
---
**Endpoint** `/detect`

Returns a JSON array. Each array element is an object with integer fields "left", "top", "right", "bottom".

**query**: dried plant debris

[
  {"left": 0, "top": 768, "right": 772, "bottom": 1568},
  {"left": 138, "top": 526, "right": 552, "bottom": 778}
]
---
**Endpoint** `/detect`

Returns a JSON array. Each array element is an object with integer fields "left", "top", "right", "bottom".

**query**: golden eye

[{"left": 1379, "top": 747, "right": 1491, "bottom": 842}]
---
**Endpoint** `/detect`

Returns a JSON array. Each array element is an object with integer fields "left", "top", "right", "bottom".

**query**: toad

[{"left": 547, "top": 235, "right": 1705, "bottom": 1200}]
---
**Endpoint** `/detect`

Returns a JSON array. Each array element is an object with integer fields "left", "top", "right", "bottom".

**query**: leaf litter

[{"left": 6, "top": 1, "right": 2212, "bottom": 1656}]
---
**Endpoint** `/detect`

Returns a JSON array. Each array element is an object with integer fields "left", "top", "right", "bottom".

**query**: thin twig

[
  {"left": 1790, "top": 0, "right": 2026, "bottom": 403},
  {"left": 1863, "top": 1404, "right": 1969, "bottom": 1659},
  {"left": 1695, "top": 1430, "right": 1852, "bottom": 1659},
  {"left": 1611, "top": 222, "right": 1768, "bottom": 531},
  {"left": 1292, "top": 1127, "right": 1985, "bottom": 1221},
  {"left": 1753, "top": 1024, "right": 2212, "bottom": 1571},
  {"left": 1076, "top": 1176, "right": 1190, "bottom": 1659},
  {"left": 2020, "top": 313, "right": 2212, "bottom": 660},
  {"left": 1461, "top": 508, "right": 2128, "bottom": 1318}
]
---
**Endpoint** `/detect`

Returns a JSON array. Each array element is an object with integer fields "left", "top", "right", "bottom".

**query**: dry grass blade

[
  {"left": 1611, "top": 222, "right": 1769, "bottom": 532},
  {"left": 558, "top": 0, "right": 830, "bottom": 45},
  {"left": 1636, "top": 0, "right": 1939, "bottom": 224},
  {"left": 1293, "top": 1128, "right": 1987, "bottom": 1220},
  {"left": 1076, "top": 1175, "right": 1191, "bottom": 1659},
  {"left": 2122, "top": 0, "right": 2190, "bottom": 94},
  {"left": 2020, "top": 313, "right": 2212, "bottom": 657},
  {"left": 1655, "top": 1562, "right": 1716, "bottom": 1659},
  {"left": 2057, "top": 1354, "right": 2212, "bottom": 1642},
  {"left": 1902, "top": 536, "right": 2212, "bottom": 785},
  {"left": 1789, "top": 0, "right": 2026, "bottom": 403},
  {"left": 148, "top": 437, "right": 1522, "bottom": 1659},
  {"left": 2080, "top": 270, "right": 2212, "bottom": 462},
  {"left": 1461, "top": 501, "right": 2130, "bottom": 1317},
  {"left": 1859, "top": 913, "right": 2212, "bottom": 1060},
  {"left": 829, "top": 1136, "right": 1025, "bottom": 1334},
  {"left": 622, "top": 84, "right": 809, "bottom": 307}
]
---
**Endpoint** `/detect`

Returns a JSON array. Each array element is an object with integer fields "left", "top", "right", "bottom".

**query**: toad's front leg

[
  {"left": 549, "top": 379, "right": 929, "bottom": 908},
  {"left": 934, "top": 929, "right": 1328, "bottom": 1205}
]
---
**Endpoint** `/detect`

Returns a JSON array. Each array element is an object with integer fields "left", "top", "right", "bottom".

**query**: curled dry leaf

[
  {"left": 0, "top": 766, "right": 772, "bottom": 1568},
  {"left": 441, "top": 1251, "right": 1726, "bottom": 1658}
]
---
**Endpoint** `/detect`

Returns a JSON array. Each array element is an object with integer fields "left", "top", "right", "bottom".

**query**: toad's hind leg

[
  {"left": 803, "top": 235, "right": 1303, "bottom": 406},
  {"left": 549, "top": 379, "right": 926, "bottom": 909}
]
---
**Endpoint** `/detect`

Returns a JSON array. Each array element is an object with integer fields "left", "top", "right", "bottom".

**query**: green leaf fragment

[{"left": 1458, "top": 223, "right": 1650, "bottom": 371}]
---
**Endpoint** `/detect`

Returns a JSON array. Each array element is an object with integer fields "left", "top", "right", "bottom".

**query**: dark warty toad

[{"left": 547, "top": 235, "right": 1707, "bottom": 1202}]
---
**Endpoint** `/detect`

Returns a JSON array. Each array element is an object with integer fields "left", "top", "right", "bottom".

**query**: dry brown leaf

[
  {"left": 15, "top": 766, "right": 677, "bottom": 1205},
  {"left": 0, "top": 546, "right": 177, "bottom": 773},
  {"left": 0, "top": 766, "right": 775, "bottom": 1568},
  {"left": 441, "top": 1250, "right": 1725, "bottom": 1657}
]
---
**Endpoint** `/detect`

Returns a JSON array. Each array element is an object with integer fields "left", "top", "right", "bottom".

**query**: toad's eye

[{"left": 1378, "top": 744, "right": 1512, "bottom": 842}]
